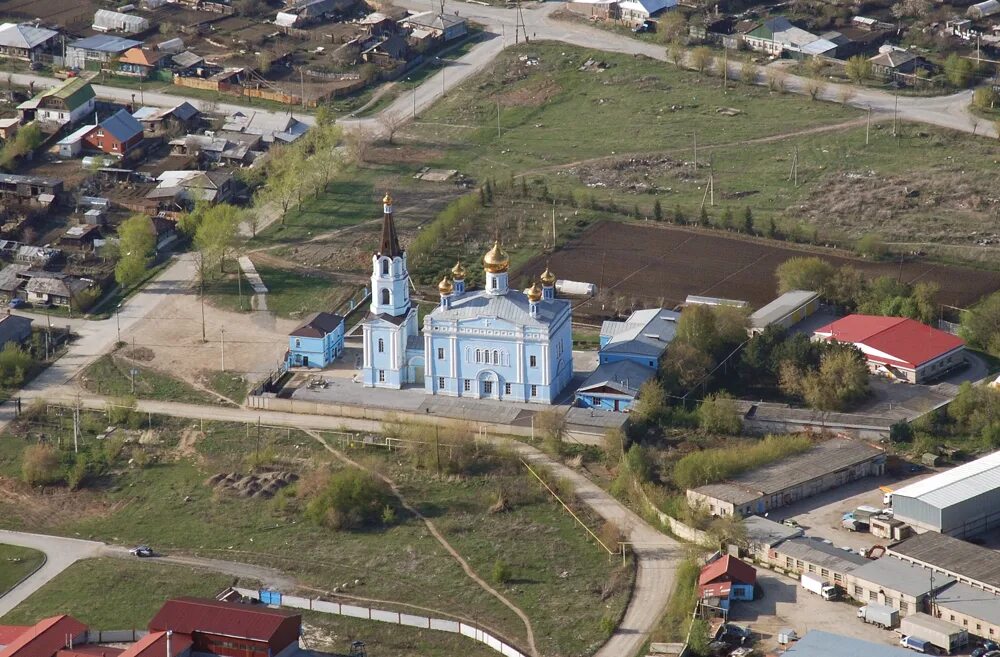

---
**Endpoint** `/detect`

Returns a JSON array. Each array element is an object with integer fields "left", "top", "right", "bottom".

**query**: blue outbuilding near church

[{"left": 286, "top": 311, "right": 344, "bottom": 368}]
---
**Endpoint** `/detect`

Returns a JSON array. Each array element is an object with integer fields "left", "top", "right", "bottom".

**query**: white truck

[
  {"left": 801, "top": 572, "right": 838, "bottom": 600},
  {"left": 858, "top": 603, "right": 900, "bottom": 629}
]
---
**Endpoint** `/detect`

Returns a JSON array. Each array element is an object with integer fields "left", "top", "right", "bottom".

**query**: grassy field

[
  {"left": 303, "top": 610, "right": 497, "bottom": 657},
  {"left": 0, "top": 411, "right": 630, "bottom": 657},
  {"left": 80, "top": 354, "right": 223, "bottom": 405},
  {"left": 0, "top": 558, "right": 243, "bottom": 629},
  {"left": 0, "top": 544, "right": 44, "bottom": 594},
  {"left": 202, "top": 370, "right": 250, "bottom": 404},
  {"left": 252, "top": 263, "right": 356, "bottom": 318}
]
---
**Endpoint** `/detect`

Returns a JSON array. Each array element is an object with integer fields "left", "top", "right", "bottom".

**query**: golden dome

[
  {"left": 451, "top": 261, "right": 466, "bottom": 279},
  {"left": 438, "top": 276, "right": 454, "bottom": 295},
  {"left": 383, "top": 192, "right": 392, "bottom": 205},
  {"left": 540, "top": 266, "right": 556, "bottom": 286},
  {"left": 483, "top": 240, "right": 509, "bottom": 273},
  {"left": 526, "top": 282, "right": 543, "bottom": 303}
]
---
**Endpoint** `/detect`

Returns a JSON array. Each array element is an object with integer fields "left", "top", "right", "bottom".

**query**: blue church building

[
  {"left": 360, "top": 194, "right": 574, "bottom": 403},
  {"left": 286, "top": 311, "right": 344, "bottom": 368}
]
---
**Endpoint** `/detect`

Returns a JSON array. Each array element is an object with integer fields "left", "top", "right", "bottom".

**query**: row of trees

[
  {"left": 776, "top": 256, "right": 939, "bottom": 323},
  {"left": 960, "top": 291, "right": 1000, "bottom": 357}
]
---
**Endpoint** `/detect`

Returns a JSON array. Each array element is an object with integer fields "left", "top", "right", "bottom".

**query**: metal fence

[{"left": 234, "top": 587, "right": 528, "bottom": 657}]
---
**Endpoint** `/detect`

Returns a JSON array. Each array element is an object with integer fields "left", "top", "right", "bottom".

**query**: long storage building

[{"left": 890, "top": 451, "right": 1000, "bottom": 537}]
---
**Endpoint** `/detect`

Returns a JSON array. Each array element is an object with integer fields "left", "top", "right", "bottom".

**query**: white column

[
  {"left": 542, "top": 344, "right": 549, "bottom": 384},
  {"left": 424, "top": 330, "right": 433, "bottom": 382},
  {"left": 362, "top": 325, "right": 371, "bottom": 367},
  {"left": 450, "top": 333, "right": 458, "bottom": 379}
]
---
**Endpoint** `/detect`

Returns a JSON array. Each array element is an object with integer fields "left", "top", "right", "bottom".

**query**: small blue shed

[{"left": 286, "top": 311, "right": 344, "bottom": 368}]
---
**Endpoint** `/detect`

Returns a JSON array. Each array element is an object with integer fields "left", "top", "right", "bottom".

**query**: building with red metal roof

[
  {"left": 117, "top": 632, "right": 190, "bottom": 657},
  {"left": 57, "top": 643, "right": 124, "bottom": 657},
  {"left": 148, "top": 598, "right": 300, "bottom": 657},
  {"left": 0, "top": 627, "right": 30, "bottom": 650},
  {"left": 0, "top": 616, "right": 88, "bottom": 657},
  {"left": 813, "top": 314, "right": 965, "bottom": 384},
  {"left": 699, "top": 555, "right": 757, "bottom": 601}
]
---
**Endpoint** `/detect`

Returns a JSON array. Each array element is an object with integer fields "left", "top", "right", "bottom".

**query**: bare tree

[
  {"left": 345, "top": 125, "right": 376, "bottom": 163},
  {"left": 379, "top": 112, "right": 406, "bottom": 145},
  {"left": 740, "top": 60, "right": 757, "bottom": 85},
  {"left": 766, "top": 69, "right": 786, "bottom": 93},
  {"left": 806, "top": 80, "right": 823, "bottom": 101}
]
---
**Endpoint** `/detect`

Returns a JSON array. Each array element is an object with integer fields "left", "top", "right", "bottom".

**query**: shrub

[
  {"left": 697, "top": 392, "right": 742, "bottom": 435},
  {"left": 0, "top": 343, "right": 33, "bottom": 388},
  {"left": 22, "top": 444, "right": 61, "bottom": 486},
  {"left": 603, "top": 427, "right": 625, "bottom": 466},
  {"left": 492, "top": 558, "right": 512, "bottom": 584},
  {"left": 623, "top": 444, "right": 654, "bottom": 482},
  {"left": 305, "top": 468, "right": 394, "bottom": 530},
  {"left": 672, "top": 434, "right": 812, "bottom": 490}
]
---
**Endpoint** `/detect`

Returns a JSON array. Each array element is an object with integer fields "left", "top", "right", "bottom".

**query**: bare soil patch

[
  {"left": 365, "top": 145, "right": 446, "bottom": 166},
  {"left": 521, "top": 221, "right": 1000, "bottom": 312},
  {"left": 0, "top": 476, "right": 122, "bottom": 529},
  {"left": 124, "top": 287, "right": 296, "bottom": 385},
  {"left": 497, "top": 77, "right": 561, "bottom": 108}
]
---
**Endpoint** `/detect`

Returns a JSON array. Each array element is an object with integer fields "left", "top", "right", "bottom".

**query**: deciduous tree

[{"left": 115, "top": 215, "right": 156, "bottom": 288}]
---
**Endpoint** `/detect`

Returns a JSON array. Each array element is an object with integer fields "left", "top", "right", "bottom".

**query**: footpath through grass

[
  {"left": 0, "top": 544, "right": 44, "bottom": 594},
  {"left": 0, "top": 558, "right": 243, "bottom": 629},
  {"left": 80, "top": 354, "right": 223, "bottom": 405}
]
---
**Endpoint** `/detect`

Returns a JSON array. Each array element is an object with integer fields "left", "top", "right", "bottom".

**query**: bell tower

[{"left": 370, "top": 193, "right": 410, "bottom": 317}]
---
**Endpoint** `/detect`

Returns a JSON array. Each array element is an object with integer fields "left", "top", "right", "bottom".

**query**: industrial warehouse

[
  {"left": 686, "top": 437, "right": 885, "bottom": 516},
  {"left": 890, "top": 450, "right": 1000, "bottom": 537}
]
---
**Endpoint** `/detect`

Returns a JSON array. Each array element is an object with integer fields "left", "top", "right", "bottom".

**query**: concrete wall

[
  {"left": 245, "top": 393, "right": 604, "bottom": 446},
  {"left": 233, "top": 588, "right": 527, "bottom": 657}
]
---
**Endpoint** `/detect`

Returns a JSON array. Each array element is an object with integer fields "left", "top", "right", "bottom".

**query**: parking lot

[
  {"left": 729, "top": 571, "right": 899, "bottom": 652},
  {"left": 776, "top": 471, "right": 935, "bottom": 551}
]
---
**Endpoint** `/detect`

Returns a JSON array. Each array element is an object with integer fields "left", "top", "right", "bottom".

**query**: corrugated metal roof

[
  {"left": 851, "top": 556, "right": 954, "bottom": 597},
  {"left": 888, "top": 532, "right": 1000, "bottom": 590},
  {"left": 148, "top": 598, "right": 299, "bottom": 641},
  {"left": 600, "top": 308, "right": 679, "bottom": 357},
  {"left": 0, "top": 616, "right": 87, "bottom": 657},
  {"left": 893, "top": 451, "right": 1000, "bottom": 509},
  {"left": 577, "top": 359, "right": 654, "bottom": 397},
  {"left": 97, "top": 109, "right": 143, "bottom": 142},
  {"left": 428, "top": 288, "right": 570, "bottom": 329},
  {"left": 781, "top": 630, "right": 914, "bottom": 656},
  {"left": 773, "top": 536, "right": 868, "bottom": 571},
  {"left": 69, "top": 34, "right": 141, "bottom": 53},
  {"left": 749, "top": 290, "right": 817, "bottom": 328},
  {"left": 934, "top": 582, "right": 1000, "bottom": 626},
  {"left": 0, "top": 23, "right": 57, "bottom": 49}
]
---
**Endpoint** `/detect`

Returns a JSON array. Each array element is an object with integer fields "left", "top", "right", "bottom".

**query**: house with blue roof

[
  {"left": 82, "top": 109, "right": 144, "bottom": 157},
  {"left": 66, "top": 34, "right": 142, "bottom": 70},
  {"left": 287, "top": 312, "right": 345, "bottom": 369},
  {"left": 574, "top": 308, "right": 679, "bottom": 412}
]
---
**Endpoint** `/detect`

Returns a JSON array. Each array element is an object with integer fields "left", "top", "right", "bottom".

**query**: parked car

[
  {"left": 632, "top": 20, "right": 655, "bottom": 33},
  {"left": 8, "top": 298, "right": 24, "bottom": 309},
  {"left": 129, "top": 545, "right": 153, "bottom": 557}
]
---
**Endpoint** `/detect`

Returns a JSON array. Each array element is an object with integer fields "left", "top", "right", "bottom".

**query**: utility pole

[
  {"left": 866, "top": 106, "right": 871, "bottom": 146},
  {"left": 497, "top": 100, "right": 501, "bottom": 140},
  {"left": 434, "top": 425, "right": 441, "bottom": 478},
  {"left": 692, "top": 132, "right": 698, "bottom": 173},
  {"left": 220, "top": 328, "right": 226, "bottom": 372},
  {"left": 72, "top": 404, "right": 79, "bottom": 454},
  {"left": 722, "top": 47, "right": 728, "bottom": 91},
  {"left": 300, "top": 68, "right": 305, "bottom": 110},
  {"left": 892, "top": 90, "right": 898, "bottom": 137},
  {"left": 237, "top": 268, "right": 243, "bottom": 311},
  {"left": 200, "top": 269, "right": 206, "bottom": 342},
  {"left": 412, "top": 86, "right": 416, "bottom": 118}
]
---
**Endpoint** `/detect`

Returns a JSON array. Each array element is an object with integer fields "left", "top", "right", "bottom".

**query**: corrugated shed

[
  {"left": 0, "top": 616, "right": 87, "bottom": 657},
  {"left": 148, "top": 598, "right": 299, "bottom": 643},
  {"left": 893, "top": 451, "right": 1000, "bottom": 508}
]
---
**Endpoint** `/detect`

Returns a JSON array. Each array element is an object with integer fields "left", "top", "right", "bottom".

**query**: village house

[
  {"left": 66, "top": 35, "right": 141, "bottom": 71},
  {"left": 276, "top": 0, "right": 358, "bottom": 27},
  {"left": 0, "top": 313, "right": 33, "bottom": 347},
  {"left": 132, "top": 102, "right": 199, "bottom": 137},
  {"left": 0, "top": 23, "right": 59, "bottom": 62},
  {"left": 362, "top": 34, "right": 410, "bottom": 65},
  {"left": 868, "top": 47, "right": 926, "bottom": 80},
  {"left": 24, "top": 272, "right": 92, "bottom": 308},
  {"left": 117, "top": 47, "right": 167, "bottom": 78},
  {"left": 58, "top": 225, "right": 102, "bottom": 252},
  {"left": 18, "top": 78, "right": 96, "bottom": 126},
  {"left": 82, "top": 109, "right": 144, "bottom": 157},
  {"left": 149, "top": 170, "right": 235, "bottom": 204},
  {"left": 169, "top": 132, "right": 260, "bottom": 165},
  {"left": 742, "top": 16, "right": 821, "bottom": 56},
  {"left": 618, "top": 0, "right": 676, "bottom": 26},
  {"left": 286, "top": 312, "right": 345, "bottom": 368},
  {"left": 400, "top": 11, "right": 469, "bottom": 42},
  {"left": 15, "top": 245, "right": 60, "bottom": 267},
  {"left": 0, "top": 264, "right": 29, "bottom": 302}
]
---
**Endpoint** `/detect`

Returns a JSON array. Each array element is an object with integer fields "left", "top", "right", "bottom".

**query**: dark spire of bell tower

[{"left": 379, "top": 192, "right": 403, "bottom": 258}]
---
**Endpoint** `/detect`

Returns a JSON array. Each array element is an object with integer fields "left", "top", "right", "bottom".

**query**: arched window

[
  {"left": 476, "top": 349, "right": 482, "bottom": 363},
  {"left": 378, "top": 338, "right": 384, "bottom": 353},
  {"left": 381, "top": 288, "right": 390, "bottom": 305},
  {"left": 491, "top": 277, "right": 497, "bottom": 289},
  {"left": 381, "top": 259, "right": 389, "bottom": 275},
  {"left": 493, "top": 350, "right": 499, "bottom": 365}
]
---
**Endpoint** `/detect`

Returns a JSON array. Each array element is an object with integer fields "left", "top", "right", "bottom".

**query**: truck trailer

[
  {"left": 800, "top": 572, "right": 837, "bottom": 600},
  {"left": 857, "top": 604, "right": 899, "bottom": 629},
  {"left": 900, "top": 613, "right": 968, "bottom": 654}
]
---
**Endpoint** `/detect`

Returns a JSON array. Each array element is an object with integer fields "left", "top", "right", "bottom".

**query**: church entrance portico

[{"left": 478, "top": 370, "right": 500, "bottom": 399}]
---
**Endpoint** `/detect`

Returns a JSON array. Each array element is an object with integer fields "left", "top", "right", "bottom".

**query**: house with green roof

[{"left": 17, "top": 77, "right": 96, "bottom": 126}]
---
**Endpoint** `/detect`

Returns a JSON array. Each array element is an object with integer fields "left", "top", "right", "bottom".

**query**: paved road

[
  {"left": 0, "top": 530, "right": 104, "bottom": 616},
  {"left": 0, "top": 529, "right": 294, "bottom": 617}
]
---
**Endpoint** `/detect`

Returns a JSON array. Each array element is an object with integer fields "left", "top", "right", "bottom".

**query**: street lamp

[
  {"left": 116, "top": 302, "right": 122, "bottom": 344},
  {"left": 408, "top": 77, "right": 415, "bottom": 118}
]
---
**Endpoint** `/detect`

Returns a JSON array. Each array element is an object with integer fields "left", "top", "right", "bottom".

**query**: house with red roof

[
  {"left": 148, "top": 598, "right": 300, "bottom": 657},
  {"left": 813, "top": 314, "right": 965, "bottom": 384},
  {"left": 0, "top": 616, "right": 88, "bottom": 657},
  {"left": 699, "top": 555, "right": 757, "bottom": 602}
]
